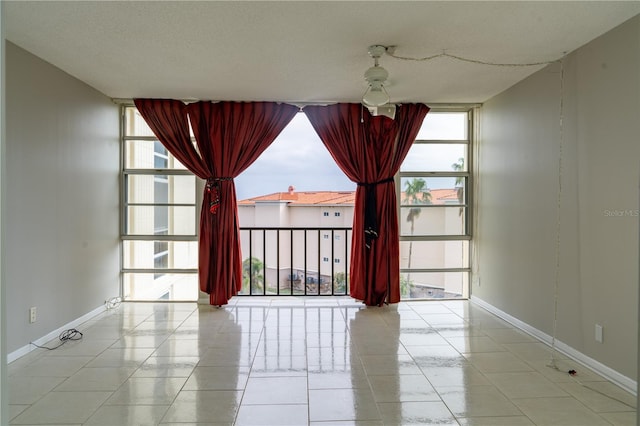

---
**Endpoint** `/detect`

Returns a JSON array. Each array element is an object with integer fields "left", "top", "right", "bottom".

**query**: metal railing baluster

[{"left": 238, "top": 227, "right": 351, "bottom": 297}]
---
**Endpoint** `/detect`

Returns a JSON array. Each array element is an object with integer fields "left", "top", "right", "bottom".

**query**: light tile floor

[{"left": 8, "top": 298, "right": 637, "bottom": 425}]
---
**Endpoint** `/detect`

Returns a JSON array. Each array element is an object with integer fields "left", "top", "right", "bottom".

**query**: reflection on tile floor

[{"left": 8, "top": 298, "right": 637, "bottom": 425}]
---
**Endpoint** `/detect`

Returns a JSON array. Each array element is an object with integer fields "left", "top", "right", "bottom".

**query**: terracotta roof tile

[
  {"left": 238, "top": 191, "right": 355, "bottom": 206},
  {"left": 400, "top": 188, "right": 460, "bottom": 205},
  {"left": 239, "top": 188, "right": 460, "bottom": 206}
]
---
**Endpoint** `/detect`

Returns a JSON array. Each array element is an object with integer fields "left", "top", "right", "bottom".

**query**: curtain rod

[
  {"left": 111, "top": 98, "right": 481, "bottom": 109},
  {"left": 112, "top": 98, "right": 335, "bottom": 106}
]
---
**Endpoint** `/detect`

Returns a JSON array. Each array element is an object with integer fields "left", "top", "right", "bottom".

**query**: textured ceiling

[{"left": 5, "top": 1, "right": 640, "bottom": 104}]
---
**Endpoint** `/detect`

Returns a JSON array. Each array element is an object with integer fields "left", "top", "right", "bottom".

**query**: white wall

[
  {"left": 476, "top": 15, "right": 639, "bottom": 385},
  {"left": 5, "top": 42, "right": 120, "bottom": 353}
]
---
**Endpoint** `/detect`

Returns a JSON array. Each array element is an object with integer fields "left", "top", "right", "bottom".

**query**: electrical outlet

[
  {"left": 29, "top": 307, "right": 37, "bottom": 323},
  {"left": 595, "top": 324, "right": 603, "bottom": 343}
]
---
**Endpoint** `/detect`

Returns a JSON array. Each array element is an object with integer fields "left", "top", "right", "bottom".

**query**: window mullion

[
  {"left": 121, "top": 105, "right": 199, "bottom": 301},
  {"left": 398, "top": 109, "right": 473, "bottom": 300}
]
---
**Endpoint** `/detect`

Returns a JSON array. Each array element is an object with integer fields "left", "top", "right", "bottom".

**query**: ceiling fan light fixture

[
  {"left": 364, "top": 64, "right": 389, "bottom": 83},
  {"left": 362, "top": 82, "right": 390, "bottom": 107},
  {"left": 362, "top": 44, "right": 391, "bottom": 107}
]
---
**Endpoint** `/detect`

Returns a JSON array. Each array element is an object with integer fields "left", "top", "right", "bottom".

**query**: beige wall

[
  {"left": 0, "top": 2, "right": 7, "bottom": 423},
  {"left": 476, "top": 15, "right": 639, "bottom": 384},
  {"left": 5, "top": 42, "right": 120, "bottom": 353}
]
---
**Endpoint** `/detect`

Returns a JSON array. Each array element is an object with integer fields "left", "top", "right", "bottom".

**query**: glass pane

[
  {"left": 238, "top": 229, "right": 351, "bottom": 296},
  {"left": 126, "top": 206, "right": 196, "bottom": 235},
  {"left": 400, "top": 207, "right": 466, "bottom": 236},
  {"left": 123, "top": 240, "right": 198, "bottom": 269},
  {"left": 125, "top": 140, "right": 188, "bottom": 170},
  {"left": 234, "top": 112, "right": 356, "bottom": 201},
  {"left": 416, "top": 112, "right": 467, "bottom": 140},
  {"left": 400, "top": 272, "right": 468, "bottom": 300},
  {"left": 123, "top": 272, "right": 198, "bottom": 301},
  {"left": 125, "top": 106, "right": 195, "bottom": 137},
  {"left": 401, "top": 144, "right": 467, "bottom": 172},
  {"left": 124, "top": 106, "right": 156, "bottom": 137},
  {"left": 401, "top": 177, "right": 465, "bottom": 206},
  {"left": 127, "top": 175, "right": 195, "bottom": 204},
  {"left": 400, "top": 240, "right": 469, "bottom": 269}
]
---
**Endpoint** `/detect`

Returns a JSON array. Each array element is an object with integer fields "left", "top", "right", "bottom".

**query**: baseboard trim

[
  {"left": 470, "top": 295, "right": 637, "bottom": 396},
  {"left": 7, "top": 304, "right": 107, "bottom": 364}
]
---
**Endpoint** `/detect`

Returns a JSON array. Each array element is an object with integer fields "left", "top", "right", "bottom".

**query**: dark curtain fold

[
  {"left": 187, "top": 101, "right": 298, "bottom": 305},
  {"left": 304, "top": 103, "right": 429, "bottom": 306},
  {"left": 133, "top": 99, "right": 209, "bottom": 179},
  {"left": 134, "top": 99, "right": 298, "bottom": 306}
]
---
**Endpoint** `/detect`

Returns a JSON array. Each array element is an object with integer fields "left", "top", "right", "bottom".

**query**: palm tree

[
  {"left": 400, "top": 274, "right": 412, "bottom": 299},
  {"left": 333, "top": 271, "right": 348, "bottom": 294},
  {"left": 242, "top": 257, "right": 264, "bottom": 294},
  {"left": 404, "top": 178, "right": 431, "bottom": 284}
]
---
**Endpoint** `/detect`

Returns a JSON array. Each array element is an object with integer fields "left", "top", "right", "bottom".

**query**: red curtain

[
  {"left": 134, "top": 99, "right": 298, "bottom": 305},
  {"left": 304, "top": 103, "right": 429, "bottom": 306}
]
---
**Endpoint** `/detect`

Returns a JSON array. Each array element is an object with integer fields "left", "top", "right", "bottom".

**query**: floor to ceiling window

[
  {"left": 399, "top": 109, "right": 473, "bottom": 299},
  {"left": 120, "top": 105, "right": 473, "bottom": 301},
  {"left": 121, "top": 106, "right": 199, "bottom": 300}
]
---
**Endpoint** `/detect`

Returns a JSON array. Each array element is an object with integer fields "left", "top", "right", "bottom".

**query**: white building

[
  {"left": 238, "top": 188, "right": 354, "bottom": 295},
  {"left": 238, "top": 187, "right": 466, "bottom": 297}
]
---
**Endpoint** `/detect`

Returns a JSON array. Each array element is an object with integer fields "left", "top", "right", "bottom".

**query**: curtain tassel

[
  {"left": 206, "top": 177, "right": 233, "bottom": 214},
  {"left": 357, "top": 176, "right": 395, "bottom": 249}
]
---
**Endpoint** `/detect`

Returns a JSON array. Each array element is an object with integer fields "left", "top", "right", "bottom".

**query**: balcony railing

[{"left": 239, "top": 227, "right": 352, "bottom": 296}]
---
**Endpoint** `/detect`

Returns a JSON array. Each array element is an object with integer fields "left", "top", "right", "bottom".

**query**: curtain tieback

[
  {"left": 206, "top": 177, "right": 234, "bottom": 214},
  {"left": 357, "top": 177, "right": 394, "bottom": 249}
]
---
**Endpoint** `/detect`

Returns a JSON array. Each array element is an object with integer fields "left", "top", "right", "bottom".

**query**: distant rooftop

[
  {"left": 239, "top": 187, "right": 459, "bottom": 206},
  {"left": 238, "top": 190, "right": 355, "bottom": 206},
  {"left": 403, "top": 188, "right": 460, "bottom": 205}
]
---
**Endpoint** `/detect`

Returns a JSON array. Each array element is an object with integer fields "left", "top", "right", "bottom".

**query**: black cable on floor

[{"left": 30, "top": 328, "right": 83, "bottom": 350}]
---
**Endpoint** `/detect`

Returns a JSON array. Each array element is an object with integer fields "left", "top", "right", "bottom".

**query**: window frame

[
  {"left": 120, "top": 104, "right": 199, "bottom": 300},
  {"left": 397, "top": 107, "right": 475, "bottom": 299}
]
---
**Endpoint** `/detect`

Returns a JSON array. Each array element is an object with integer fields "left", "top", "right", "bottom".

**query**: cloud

[
  {"left": 236, "top": 113, "right": 354, "bottom": 199},
  {"left": 235, "top": 111, "right": 466, "bottom": 200}
]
